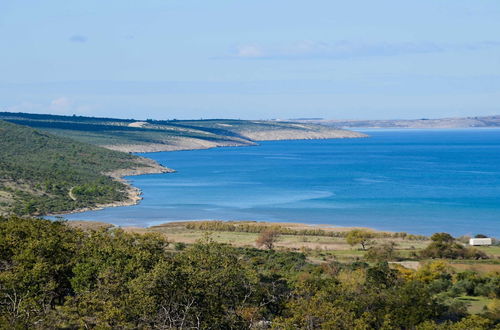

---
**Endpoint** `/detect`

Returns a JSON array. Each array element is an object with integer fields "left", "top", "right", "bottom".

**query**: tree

[
  {"left": 274, "top": 264, "right": 445, "bottom": 329},
  {"left": 431, "top": 232, "right": 454, "bottom": 243},
  {"left": 256, "top": 229, "right": 280, "bottom": 249},
  {"left": 346, "top": 229, "right": 373, "bottom": 250},
  {"left": 0, "top": 216, "right": 80, "bottom": 327},
  {"left": 128, "top": 239, "right": 257, "bottom": 328},
  {"left": 420, "top": 232, "right": 487, "bottom": 260}
]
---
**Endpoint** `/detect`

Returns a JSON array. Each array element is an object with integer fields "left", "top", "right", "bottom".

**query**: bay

[{"left": 61, "top": 129, "right": 500, "bottom": 237}]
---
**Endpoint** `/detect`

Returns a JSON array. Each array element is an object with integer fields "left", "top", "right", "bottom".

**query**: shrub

[
  {"left": 365, "top": 242, "right": 400, "bottom": 262},
  {"left": 174, "top": 242, "right": 187, "bottom": 250},
  {"left": 256, "top": 229, "right": 280, "bottom": 249}
]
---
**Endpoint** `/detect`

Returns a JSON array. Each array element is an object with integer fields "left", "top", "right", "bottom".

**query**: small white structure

[{"left": 469, "top": 238, "right": 492, "bottom": 246}]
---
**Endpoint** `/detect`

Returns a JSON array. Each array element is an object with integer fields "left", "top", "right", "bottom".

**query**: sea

[{"left": 60, "top": 129, "right": 500, "bottom": 237}]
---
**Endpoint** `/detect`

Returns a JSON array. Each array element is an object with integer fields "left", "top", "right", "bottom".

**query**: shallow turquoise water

[{"left": 61, "top": 129, "right": 500, "bottom": 237}]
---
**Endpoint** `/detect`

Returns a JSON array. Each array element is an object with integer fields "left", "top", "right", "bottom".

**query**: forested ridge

[
  {"left": 0, "top": 216, "right": 499, "bottom": 329},
  {"left": 0, "top": 120, "right": 161, "bottom": 215}
]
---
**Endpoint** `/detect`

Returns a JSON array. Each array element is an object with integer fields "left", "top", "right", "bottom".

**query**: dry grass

[{"left": 449, "top": 263, "right": 500, "bottom": 274}]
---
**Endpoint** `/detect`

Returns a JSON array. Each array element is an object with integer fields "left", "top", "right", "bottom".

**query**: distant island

[
  {"left": 291, "top": 115, "right": 500, "bottom": 129},
  {"left": 0, "top": 112, "right": 365, "bottom": 216}
]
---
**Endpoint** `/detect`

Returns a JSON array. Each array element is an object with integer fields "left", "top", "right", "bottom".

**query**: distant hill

[
  {"left": 0, "top": 120, "right": 168, "bottom": 216},
  {"left": 291, "top": 115, "right": 500, "bottom": 129},
  {"left": 0, "top": 112, "right": 366, "bottom": 153}
]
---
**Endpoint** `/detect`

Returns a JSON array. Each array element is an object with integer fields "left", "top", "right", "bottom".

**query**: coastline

[
  {"left": 50, "top": 133, "right": 366, "bottom": 217},
  {"left": 50, "top": 130, "right": 500, "bottom": 238},
  {"left": 100, "top": 130, "right": 368, "bottom": 154}
]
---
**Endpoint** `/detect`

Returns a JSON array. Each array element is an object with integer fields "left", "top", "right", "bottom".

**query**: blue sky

[{"left": 1, "top": 0, "right": 499, "bottom": 120}]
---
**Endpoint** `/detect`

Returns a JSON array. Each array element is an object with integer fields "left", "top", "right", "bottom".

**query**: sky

[{"left": 1, "top": 0, "right": 499, "bottom": 120}]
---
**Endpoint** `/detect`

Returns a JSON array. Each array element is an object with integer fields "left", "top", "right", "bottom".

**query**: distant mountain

[
  {"left": 0, "top": 120, "right": 168, "bottom": 216},
  {"left": 0, "top": 112, "right": 366, "bottom": 153},
  {"left": 291, "top": 115, "right": 500, "bottom": 129}
]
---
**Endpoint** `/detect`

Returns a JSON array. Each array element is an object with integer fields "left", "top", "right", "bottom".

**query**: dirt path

[{"left": 68, "top": 187, "right": 77, "bottom": 201}]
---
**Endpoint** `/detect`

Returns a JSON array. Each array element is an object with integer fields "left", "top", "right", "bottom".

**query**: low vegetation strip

[{"left": 176, "top": 220, "right": 428, "bottom": 240}]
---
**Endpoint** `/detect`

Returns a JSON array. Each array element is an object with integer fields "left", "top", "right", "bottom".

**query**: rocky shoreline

[
  {"left": 101, "top": 130, "right": 367, "bottom": 153},
  {"left": 50, "top": 157, "right": 174, "bottom": 216}
]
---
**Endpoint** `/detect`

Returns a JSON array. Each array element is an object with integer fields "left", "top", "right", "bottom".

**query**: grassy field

[
  {"left": 68, "top": 220, "right": 429, "bottom": 262},
  {"left": 457, "top": 296, "right": 496, "bottom": 314},
  {"left": 67, "top": 220, "right": 500, "bottom": 265},
  {"left": 66, "top": 220, "right": 500, "bottom": 260}
]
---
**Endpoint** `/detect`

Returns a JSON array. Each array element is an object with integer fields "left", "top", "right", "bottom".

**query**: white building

[{"left": 469, "top": 238, "right": 492, "bottom": 246}]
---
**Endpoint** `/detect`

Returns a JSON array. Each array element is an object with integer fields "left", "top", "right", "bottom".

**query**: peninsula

[{"left": 0, "top": 112, "right": 366, "bottom": 153}]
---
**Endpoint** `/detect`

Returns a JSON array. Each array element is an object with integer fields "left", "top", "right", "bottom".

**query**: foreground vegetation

[
  {"left": 1, "top": 216, "right": 499, "bottom": 329},
  {"left": 0, "top": 120, "right": 164, "bottom": 216}
]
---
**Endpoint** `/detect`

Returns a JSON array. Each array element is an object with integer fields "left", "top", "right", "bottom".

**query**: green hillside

[{"left": 0, "top": 120, "right": 164, "bottom": 215}]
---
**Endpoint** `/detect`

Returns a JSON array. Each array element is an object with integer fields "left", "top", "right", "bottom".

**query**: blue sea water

[{"left": 61, "top": 129, "right": 500, "bottom": 237}]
